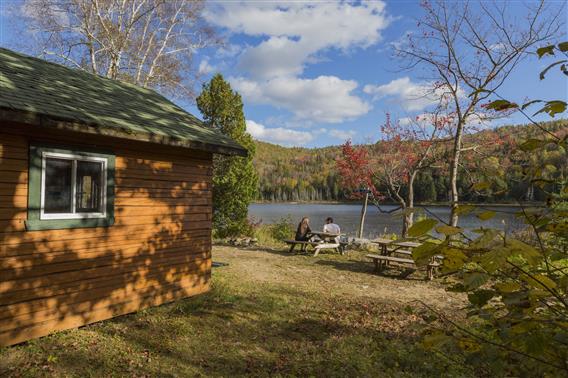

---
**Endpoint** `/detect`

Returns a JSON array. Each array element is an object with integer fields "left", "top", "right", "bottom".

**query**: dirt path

[{"left": 213, "top": 245, "right": 466, "bottom": 311}]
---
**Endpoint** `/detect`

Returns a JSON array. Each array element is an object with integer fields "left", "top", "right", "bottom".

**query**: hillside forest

[{"left": 253, "top": 120, "right": 567, "bottom": 204}]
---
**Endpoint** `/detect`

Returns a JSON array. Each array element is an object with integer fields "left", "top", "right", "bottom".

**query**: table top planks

[
  {"left": 308, "top": 231, "right": 341, "bottom": 238},
  {"left": 393, "top": 241, "right": 422, "bottom": 248},
  {"left": 370, "top": 237, "right": 394, "bottom": 245}
]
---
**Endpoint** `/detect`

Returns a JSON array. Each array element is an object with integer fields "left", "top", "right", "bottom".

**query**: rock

[{"left": 228, "top": 237, "right": 258, "bottom": 247}]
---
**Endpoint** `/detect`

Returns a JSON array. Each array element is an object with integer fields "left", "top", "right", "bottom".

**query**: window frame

[
  {"left": 26, "top": 144, "right": 115, "bottom": 231},
  {"left": 40, "top": 152, "right": 108, "bottom": 220}
]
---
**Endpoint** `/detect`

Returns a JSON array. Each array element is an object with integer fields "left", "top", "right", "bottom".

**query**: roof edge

[{"left": 0, "top": 108, "right": 248, "bottom": 157}]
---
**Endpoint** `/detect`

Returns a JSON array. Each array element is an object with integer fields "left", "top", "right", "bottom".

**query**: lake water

[{"left": 249, "top": 203, "right": 526, "bottom": 238}]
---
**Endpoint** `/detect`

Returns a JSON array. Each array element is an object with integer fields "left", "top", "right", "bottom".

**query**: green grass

[{"left": 0, "top": 247, "right": 474, "bottom": 377}]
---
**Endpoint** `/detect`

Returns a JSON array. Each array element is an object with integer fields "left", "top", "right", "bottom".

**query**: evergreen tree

[{"left": 196, "top": 74, "right": 258, "bottom": 237}]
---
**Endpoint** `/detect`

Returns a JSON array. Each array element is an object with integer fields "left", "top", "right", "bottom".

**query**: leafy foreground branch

[{"left": 412, "top": 42, "right": 568, "bottom": 376}]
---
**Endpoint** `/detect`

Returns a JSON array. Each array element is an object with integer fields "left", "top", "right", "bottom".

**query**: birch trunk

[{"left": 449, "top": 121, "right": 464, "bottom": 227}]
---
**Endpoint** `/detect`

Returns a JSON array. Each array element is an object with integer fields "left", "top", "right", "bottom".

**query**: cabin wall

[{"left": 0, "top": 123, "right": 213, "bottom": 346}]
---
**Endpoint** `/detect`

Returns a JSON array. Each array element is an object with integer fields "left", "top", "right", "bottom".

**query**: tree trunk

[
  {"left": 358, "top": 191, "right": 369, "bottom": 238},
  {"left": 449, "top": 121, "right": 464, "bottom": 227},
  {"left": 405, "top": 171, "right": 417, "bottom": 235},
  {"left": 400, "top": 202, "right": 409, "bottom": 238},
  {"left": 526, "top": 183, "right": 534, "bottom": 201}
]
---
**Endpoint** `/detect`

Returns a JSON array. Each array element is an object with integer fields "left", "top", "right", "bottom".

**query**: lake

[{"left": 249, "top": 203, "right": 526, "bottom": 238}]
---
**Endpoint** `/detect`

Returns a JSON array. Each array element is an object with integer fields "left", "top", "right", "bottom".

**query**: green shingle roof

[{"left": 0, "top": 48, "right": 246, "bottom": 156}]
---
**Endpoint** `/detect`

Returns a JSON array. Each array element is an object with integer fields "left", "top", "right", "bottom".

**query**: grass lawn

[{"left": 0, "top": 246, "right": 473, "bottom": 377}]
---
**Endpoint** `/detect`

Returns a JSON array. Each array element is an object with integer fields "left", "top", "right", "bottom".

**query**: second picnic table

[{"left": 367, "top": 239, "right": 439, "bottom": 280}]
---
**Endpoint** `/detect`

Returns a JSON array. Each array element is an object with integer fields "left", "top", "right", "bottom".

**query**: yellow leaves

[
  {"left": 507, "top": 239, "right": 542, "bottom": 267},
  {"left": 545, "top": 221, "right": 568, "bottom": 232},
  {"left": 528, "top": 289, "right": 550, "bottom": 301},
  {"left": 458, "top": 338, "right": 481, "bottom": 353},
  {"left": 510, "top": 321, "right": 538, "bottom": 335},
  {"left": 469, "top": 229, "right": 500, "bottom": 250},
  {"left": 455, "top": 204, "right": 475, "bottom": 215},
  {"left": 477, "top": 247, "right": 509, "bottom": 273},
  {"left": 435, "top": 225, "right": 462, "bottom": 236},
  {"left": 494, "top": 282, "right": 521, "bottom": 293},
  {"left": 533, "top": 100, "right": 567, "bottom": 117},
  {"left": 537, "top": 45, "right": 555, "bottom": 58},
  {"left": 472, "top": 181, "right": 490, "bottom": 191},
  {"left": 486, "top": 100, "right": 518, "bottom": 111},
  {"left": 464, "top": 272, "right": 490, "bottom": 290},
  {"left": 468, "top": 289, "right": 495, "bottom": 307},
  {"left": 440, "top": 248, "right": 467, "bottom": 271},
  {"left": 412, "top": 241, "right": 442, "bottom": 267},
  {"left": 477, "top": 210, "right": 496, "bottom": 221},
  {"left": 523, "top": 274, "right": 557, "bottom": 291},
  {"left": 422, "top": 331, "right": 451, "bottom": 350},
  {"left": 408, "top": 218, "right": 438, "bottom": 237}
]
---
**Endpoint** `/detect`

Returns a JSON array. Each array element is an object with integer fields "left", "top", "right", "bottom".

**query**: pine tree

[{"left": 196, "top": 74, "right": 258, "bottom": 238}]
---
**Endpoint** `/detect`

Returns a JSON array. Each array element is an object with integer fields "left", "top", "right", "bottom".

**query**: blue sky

[{"left": 1, "top": 1, "right": 566, "bottom": 147}]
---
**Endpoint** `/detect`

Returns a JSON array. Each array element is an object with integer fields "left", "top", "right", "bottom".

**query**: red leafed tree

[
  {"left": 336, "top": 141, "right": 380, "bottom": 199},
  {"left": 337, "top": 113, "right": 445, "bottom": 237}
]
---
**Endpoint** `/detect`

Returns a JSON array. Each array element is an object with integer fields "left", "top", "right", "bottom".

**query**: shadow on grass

[
  {"left": 3, "top": 272, "right": 476, "bottom": 377},
  {"left": 315, "top": 259, "right": 426, "bottom": 281},
  {"left": 10, "top": 279, "right": 469, "bottom": 377}
]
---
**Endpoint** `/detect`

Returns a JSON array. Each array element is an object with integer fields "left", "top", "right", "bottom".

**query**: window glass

[
  {"left": 44, "top": 158, "right": 73, "bottom": 214},
  {"left": 76, "top": 161, "right": 103, "bottom": 213}
]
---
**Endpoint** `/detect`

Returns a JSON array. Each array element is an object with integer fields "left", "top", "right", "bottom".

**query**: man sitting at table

[{"left": 323, "top": 217, "right": 341, "bottom": 243}]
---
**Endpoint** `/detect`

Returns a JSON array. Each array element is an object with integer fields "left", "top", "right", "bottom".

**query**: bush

[{"left": 269, "top": 216, "right": 295, "bottom": 242}]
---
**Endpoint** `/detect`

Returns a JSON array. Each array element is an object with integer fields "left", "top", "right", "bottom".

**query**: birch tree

[
  {"left": 396, "top": 0, "right": 563, "bottom": 226},
  {"left": 18, "top": 0, "right": 216, "bottom": 96}
]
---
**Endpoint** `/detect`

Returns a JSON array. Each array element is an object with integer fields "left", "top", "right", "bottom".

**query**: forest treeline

[{"left": 253, "top": 120, "right": 567, "bottom": 203}]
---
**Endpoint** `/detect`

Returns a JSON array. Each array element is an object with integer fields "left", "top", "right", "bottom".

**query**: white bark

[{"left": 20, "top": 0, "right": 215, "bottom": 96}]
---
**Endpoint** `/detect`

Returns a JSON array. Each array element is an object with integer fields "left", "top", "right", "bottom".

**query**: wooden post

[{"left": 358, "top": 191, "right": 369, "bottom": 238}]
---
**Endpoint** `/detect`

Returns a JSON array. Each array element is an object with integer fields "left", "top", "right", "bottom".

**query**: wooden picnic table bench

[
  {"left": 386, "top": 248, "right": 412, "bottom": 256},
  {"left": 366, "top": 253, "right": 441, "bottom": 280},
  {"left": 284, "top": 240, "right": 320, "bottom": 253},
  {"left": 393, "top": 241, "right": 422, "bottom": 248},
  {"left": 367, "top": 239, "right": 442, "bottom": 280}
]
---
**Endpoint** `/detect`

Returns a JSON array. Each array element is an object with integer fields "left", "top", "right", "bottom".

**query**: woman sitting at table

[{"left": 295, "top": 217, "right": 312, "bottom": 251}]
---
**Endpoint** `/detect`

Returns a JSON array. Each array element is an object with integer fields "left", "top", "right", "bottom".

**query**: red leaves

[{"left": 336, "top": 140, "right": 380, "bottom": 199}]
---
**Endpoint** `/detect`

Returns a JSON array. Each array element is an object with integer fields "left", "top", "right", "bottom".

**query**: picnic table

[
  {"left": 367, "top": 239, "right": 440, "bottom": 280},
  {"left": 285, "top": 231, "right": 347, "bottom": 256},
  {"left": 308, "top": 231, "right": 340, "bottom": 241}
]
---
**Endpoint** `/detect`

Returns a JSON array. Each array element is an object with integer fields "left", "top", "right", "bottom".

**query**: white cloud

[
  {"left": 215, "top": 43, "right": 242, "bottom": 58},
  {"left": 390, "top": 31, "right": 413, "bottom": 51},
  {"left": 364, "top": 77, "right": 464, "bottom": 112},
  {"left": 238, "top": 36, "right": 307, "bottom": 79},
  {"left": 232, "top": 76, "right": 371, "bottom": 123},
  {"left": 206, "top": 2, "right": 390, "bottom": 80},
  {"left": 246, "top": 120, "right": 314, "bottom": 146},
  {"left": 198, "top": 58, "right": 215, "bottom": 75},
  {"left": 489, "top": 42, "right": 506, "bottom": 52},
  {"left": 329, "top": 129, "right": 356, "bottom": 141},
  {"left": 204, "top": 2, "right": 389, "bottom": 127},
  {"left": 20, "top": 1, "right": 71, "bottom": 29},
  {"left": 398, "top": 116, "right": 413, "bottom": 126},
  {"left": 398, "top": 112, "right": 492, "bottom": 133}
]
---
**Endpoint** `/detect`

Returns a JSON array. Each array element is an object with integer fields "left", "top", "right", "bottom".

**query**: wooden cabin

[{"left": 0, "top": 48, "right": 246, "bottom": 346}]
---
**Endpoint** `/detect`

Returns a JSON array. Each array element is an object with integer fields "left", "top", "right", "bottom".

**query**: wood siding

[{"left": 0, "top": 123, "right": 214, "bottom": 346}]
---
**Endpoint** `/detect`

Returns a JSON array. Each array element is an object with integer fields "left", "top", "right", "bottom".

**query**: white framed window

[{"left": 40, "top": 152, "right": 108, "bottom": 220}]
